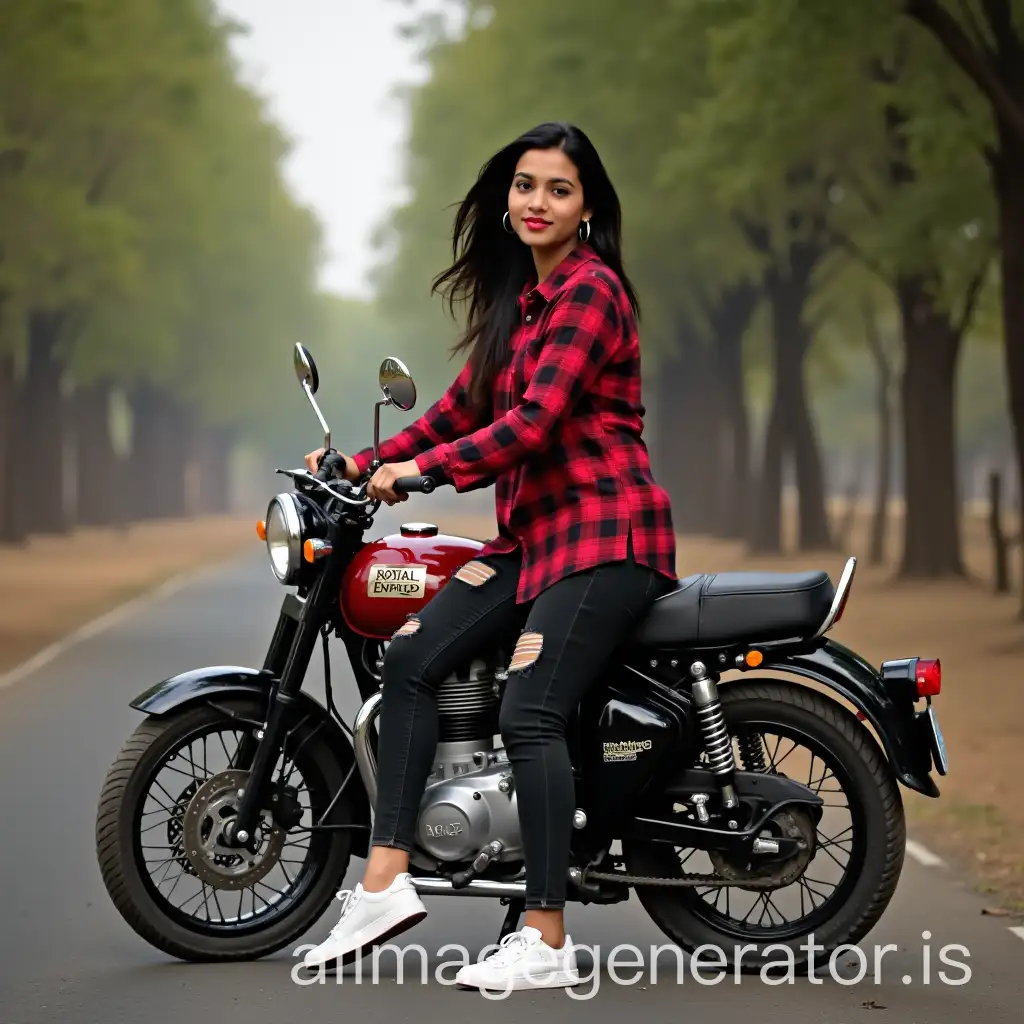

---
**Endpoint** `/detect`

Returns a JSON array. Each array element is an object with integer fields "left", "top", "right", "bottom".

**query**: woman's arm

[
  {"left": 415, "top": 274, "right": 622, "bottom": 490},
  {"left": 348, "top": 357, "right": 486, "bottom": 476}
]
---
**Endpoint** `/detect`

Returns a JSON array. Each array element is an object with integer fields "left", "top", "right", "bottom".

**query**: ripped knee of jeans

[
  {"left": 454, "top": 560, "right": 496, "bottom": 587},
  {"left": 508, "top": 630, "right": 543, "bottom": 674},
  {"left": 392, "top": 615, "right": 421, "bottom": 638}
]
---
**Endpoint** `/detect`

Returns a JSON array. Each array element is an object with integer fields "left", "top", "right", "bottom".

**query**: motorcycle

[{"left": 95, "top": 344, "right": 948, "bottom": 971}]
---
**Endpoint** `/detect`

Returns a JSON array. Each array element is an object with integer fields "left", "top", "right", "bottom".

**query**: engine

[
  {"left": 416, "top": 658, "right": 524, "bottom": 863},
  {"left": 341, "top": 523, "right": 527, "bottom": 865}
]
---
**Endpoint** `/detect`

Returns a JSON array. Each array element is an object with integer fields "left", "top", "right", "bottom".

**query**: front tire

[
  {"left": 623, "top": 680, "right": 906, "bottom": 972},
  {"left": 95, "top": 697, "right": 358, "bottom": 962}
]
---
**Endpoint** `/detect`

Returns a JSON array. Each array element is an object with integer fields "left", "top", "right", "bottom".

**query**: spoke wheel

[
  {"left": 623, "top": 680, "right": 906, "bottom": 971},
  {"left": 96, "top": 698, "right": 359, "bottom": 961}
]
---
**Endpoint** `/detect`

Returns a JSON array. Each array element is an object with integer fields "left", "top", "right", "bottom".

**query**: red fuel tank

[{"left": 340, "top": 523, "right": 484, "bottom": 639}]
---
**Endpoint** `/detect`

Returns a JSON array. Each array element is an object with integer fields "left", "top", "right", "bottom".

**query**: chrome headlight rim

[{"left": 266, "top": 492, "right": 303, "bottom": 584}]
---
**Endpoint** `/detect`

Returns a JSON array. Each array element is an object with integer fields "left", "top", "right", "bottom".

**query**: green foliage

[{"left": 0, "top": 0, "right": 328, "bottom": 444}]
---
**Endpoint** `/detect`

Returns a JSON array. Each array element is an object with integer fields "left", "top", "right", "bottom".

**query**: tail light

[
  {"left": 881, "top": 656, "right": 942, "bottom": 701},
  {"left": 915, "top": 658, "right": 941, "bottom": 697}
]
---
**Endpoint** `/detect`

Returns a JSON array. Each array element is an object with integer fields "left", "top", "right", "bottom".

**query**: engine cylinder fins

[{"left": 435, "top": 663, "right": 499, "bottom": 742}]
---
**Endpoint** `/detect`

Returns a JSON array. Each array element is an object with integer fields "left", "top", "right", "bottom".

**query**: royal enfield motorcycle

[{"left": 95, "top": 344, "right": 948, "bottom": 971}]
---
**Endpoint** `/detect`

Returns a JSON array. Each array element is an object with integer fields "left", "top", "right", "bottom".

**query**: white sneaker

[
  {"left": 302, "top": 872, "right": 427, "bottom": 969},
  {"left": 454, "top": 926, "right": 581, "bottom": 992}
]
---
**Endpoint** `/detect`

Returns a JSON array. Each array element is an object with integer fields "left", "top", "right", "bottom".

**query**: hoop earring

[
  {"left": 578, "top": 219, "right": 591, "bottom": 242},
  {"left": 502, "top": 211, "right": 516, "bottom": 234}
]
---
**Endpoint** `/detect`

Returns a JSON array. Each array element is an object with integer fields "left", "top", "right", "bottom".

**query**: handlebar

[{"left": 393, "top": 475, "right": 436, "bottom": 494}]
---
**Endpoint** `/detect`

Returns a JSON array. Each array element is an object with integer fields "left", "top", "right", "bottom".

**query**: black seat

[{"left": 632, "top": 569, "right": 835, "bottom": 647}]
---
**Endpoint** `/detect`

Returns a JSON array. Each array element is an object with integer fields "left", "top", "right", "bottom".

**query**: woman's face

[{"left": 507, "top": 147, "right": 589, "bottom": 250}]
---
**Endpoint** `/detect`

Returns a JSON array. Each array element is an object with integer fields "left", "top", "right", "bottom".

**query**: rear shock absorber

[{"left": 690, "top": 661, "right": 739, "bottom": 809}]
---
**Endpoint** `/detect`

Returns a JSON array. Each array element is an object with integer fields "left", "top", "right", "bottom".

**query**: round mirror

[
  {"left": 379, "top": 356, "right": 417, "bottom": 411},
  {"left": 294, "top": 343, "right": 319, "bottom": 394}
]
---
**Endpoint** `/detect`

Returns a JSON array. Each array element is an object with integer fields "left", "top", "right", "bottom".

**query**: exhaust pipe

[
  {"left": 353, "top": 690, "right": 383, "bottom": 807},
  {"left": 411, "top": 878, "right": 527, "bottom": 898}
]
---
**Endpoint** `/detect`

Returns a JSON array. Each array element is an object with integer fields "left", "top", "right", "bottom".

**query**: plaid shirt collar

[{"left": 520, "top": 242, "right": 599, "bottom": 306}]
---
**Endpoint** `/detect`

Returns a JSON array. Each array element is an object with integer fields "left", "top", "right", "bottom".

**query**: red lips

[{"left": 523, "top": 218, "right": 551, "bottom": 231}]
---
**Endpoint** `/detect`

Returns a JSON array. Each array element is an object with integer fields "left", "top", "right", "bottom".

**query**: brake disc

[
  {"left": 708, "top": 808, "right": 816, "bottom": 890},
  {"left": 179, "top": 769, "right": 285, "bottom": 890}
]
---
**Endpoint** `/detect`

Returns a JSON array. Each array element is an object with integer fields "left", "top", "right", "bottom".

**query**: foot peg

[{"left": 451, "top": 840, "right": 503, "bottom": 889}]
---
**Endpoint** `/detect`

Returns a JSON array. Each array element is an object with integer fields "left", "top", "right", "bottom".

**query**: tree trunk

[
  {"left": 750, "top": 257, "right": 832, "bottom": 553},
  {"left": 196, "top": 426, "right": 232, "bottom": 514},
  {"left": 24, "top": 309, "right": 69, "bottom": 534},
  {"left": 654, "top": 327, "right": 721, "bottom": 534},
  {"left": 870, "top": 363, "right": 893, "bottom": 566},
  {"left": 0, "top": 353, "right": 27, "bottom": 545},
  {"left": 896, "top": 274, "right": 964, "bottom": 577},
  {"left": 74, "top": 380, "right": 118, "bottom": 526},
  {"left": 127, "top": 382, "right": 188, "bottom": 521},
  {"left": 992, "top": 124, "right": 1024, "bottom": 615},
  {"left": 863, "top": 299, "right": 893, "bottom": 565},
  {"left": 711, "top": 279, "right": 758, "bottom": 540}
]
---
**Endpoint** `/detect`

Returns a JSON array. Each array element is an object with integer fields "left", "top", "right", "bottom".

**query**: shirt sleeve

[
  {"left": 350, "top": 356, "right": 486, "bottom": 476},
  {"left": 415, "top": 274, "right": 621, "bottom": 490}
]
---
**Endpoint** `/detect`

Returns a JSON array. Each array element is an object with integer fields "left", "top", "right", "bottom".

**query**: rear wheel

[
  {"left": 623, "top": 680, "right": 905, "bottom": 972},
  {"left": 95, "top": 697, "right": 359, "bottom": 961}
]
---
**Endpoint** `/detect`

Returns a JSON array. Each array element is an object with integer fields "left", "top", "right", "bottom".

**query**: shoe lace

[
  {"left": 329, "top": 887, "right": 360, "bottom": 935},
  {"left": 486, "top": 930, "right": 531, "bottom": 967}
]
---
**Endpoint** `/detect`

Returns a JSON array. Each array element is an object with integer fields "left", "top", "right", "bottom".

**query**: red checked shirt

[{"left": 351, "top": 243, "right": 677, "bottom": 603}]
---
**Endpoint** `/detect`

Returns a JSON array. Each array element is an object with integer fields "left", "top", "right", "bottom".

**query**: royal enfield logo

[
  {"left": 367, "top": 564, "right": 427, "bottom": 598},
  {"left": 425, "top": 822, "right": 463, "bottom": 837},
  {"left": 602, "top": 739, "right": 653, "bottom": 762}
]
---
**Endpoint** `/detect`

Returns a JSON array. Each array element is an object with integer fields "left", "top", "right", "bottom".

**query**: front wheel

[
  {"left": 95, "top": 697, "right": 359, "bottom": 961},
  {"left": 623, "top": 679, "right": 906, "bottom": 972}
]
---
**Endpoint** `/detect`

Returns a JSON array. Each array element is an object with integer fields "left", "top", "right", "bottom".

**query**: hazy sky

[{"left": 214, "top": 1, "right": 446, "bottom": 299}]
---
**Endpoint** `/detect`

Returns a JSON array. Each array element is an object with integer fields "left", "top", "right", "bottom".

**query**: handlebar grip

[
  {"left": 316, "top": 451, "right": 347, "bottom": 483},
  {"left": 393, "top": 475, "right": 436, "bottom": 494}
]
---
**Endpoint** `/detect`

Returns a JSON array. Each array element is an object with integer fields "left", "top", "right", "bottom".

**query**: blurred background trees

[
  {"left": 2, "top": 0, "right": 1022, "bottom": 608},
  {"left": 373, "top": 0, "right": 1021, "bottom": 595}
]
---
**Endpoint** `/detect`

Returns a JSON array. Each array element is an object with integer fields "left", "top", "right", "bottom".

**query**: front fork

[{"left": 227, "top": 574, "right": 336, "bottom": 848}]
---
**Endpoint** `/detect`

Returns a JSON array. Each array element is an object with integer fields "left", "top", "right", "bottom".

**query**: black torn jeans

[{"left": 369, "top": 532, "right": 673, "bottom": 909}]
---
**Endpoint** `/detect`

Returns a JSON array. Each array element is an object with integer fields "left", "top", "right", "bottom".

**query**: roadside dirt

[{"left": 0, "top": 516, "right": 255, "bottom": 676}]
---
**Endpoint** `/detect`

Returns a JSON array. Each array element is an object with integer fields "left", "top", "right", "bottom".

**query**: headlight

[{"left": 265, "top": 493, "right": 303, "bottom": 584}]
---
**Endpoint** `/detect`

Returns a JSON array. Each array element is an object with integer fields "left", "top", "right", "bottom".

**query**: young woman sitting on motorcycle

[{"left": 302, "top": 121, "right": 677, "bottom": 991}]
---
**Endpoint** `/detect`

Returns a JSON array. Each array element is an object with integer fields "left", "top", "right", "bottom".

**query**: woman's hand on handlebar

[
  {"left": 367, "top": 459, "right": 422, "bottom": 505},
  {"left": 304, "top": 447, "right": 359, "bottom": 482}
]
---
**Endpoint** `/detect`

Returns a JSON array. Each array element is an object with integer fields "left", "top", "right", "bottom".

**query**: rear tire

[
  {"left": 623, "top": 680, "right": 906, "bottom": 973},
  {"left": 95, "top": 698, "right": 358, "bottom": 962}
]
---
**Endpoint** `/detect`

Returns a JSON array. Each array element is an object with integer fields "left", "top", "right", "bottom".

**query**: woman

[{"left": 302, "top": 122, "right": 677, "bottom": 991}]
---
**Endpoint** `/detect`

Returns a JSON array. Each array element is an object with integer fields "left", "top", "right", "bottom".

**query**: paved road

[{"left": 1, "top": 519, "right": 1022, "bottom": 1022}]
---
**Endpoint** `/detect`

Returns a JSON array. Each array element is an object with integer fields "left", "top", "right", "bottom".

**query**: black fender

[
  {"left": 742, "top": 639, "right": 939, "bottom": 798},
  {"left": 130, "top": 666, "right": 372, "bottom": 854}
]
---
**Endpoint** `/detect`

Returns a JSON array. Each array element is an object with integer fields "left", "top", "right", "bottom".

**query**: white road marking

[
  {"left": 0, "top": 560, "right": 233, "bottom": 693},
  {"left": 1010, "top": 926, "right": 1024, "bottom": 943},
  {"left": 905, "top": 840, "right": 944, "bottom": 867}
]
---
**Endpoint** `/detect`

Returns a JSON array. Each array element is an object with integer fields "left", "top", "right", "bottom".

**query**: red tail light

[{"left": 915, "top": 658, "right": 941, "bottom": 697}]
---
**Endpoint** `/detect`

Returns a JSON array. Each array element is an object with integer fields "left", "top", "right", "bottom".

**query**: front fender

[
  {"left": 129, "top": 665, "right": 372, "bottom": 855},
  {"left": 757, "top": 639, "right": 939, "bottom": 797}
]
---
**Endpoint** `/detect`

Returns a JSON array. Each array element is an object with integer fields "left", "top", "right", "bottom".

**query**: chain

[{"left": 581, "top": 869, "right": 783, "bottom": 890}]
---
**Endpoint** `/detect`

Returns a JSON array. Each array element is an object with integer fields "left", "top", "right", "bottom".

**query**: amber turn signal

[
  {"left": 303, "top": 539, "right": 333, "bottom": 563},
  {"left": 744, "top": 650, "right": 763, "bottom": 668},
  {"left": 256, "top": 520, "right": 266, "bottom": 541}
]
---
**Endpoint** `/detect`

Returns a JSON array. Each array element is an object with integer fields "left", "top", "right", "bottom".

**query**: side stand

[{"left": 497, "top": 897, "right": 525, "bottom": 942}]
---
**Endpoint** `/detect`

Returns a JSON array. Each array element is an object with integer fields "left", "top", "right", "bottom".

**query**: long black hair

[{"left": 431, "top": 121, "right": 640, "bottom": 410}]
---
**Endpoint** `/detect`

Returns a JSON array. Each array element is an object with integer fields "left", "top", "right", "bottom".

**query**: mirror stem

[
  {"left": 303, "top": 382, "right": 331, "bottom": 452},
  {"left": 372, "top": 399, "right": 388, "bottom": 469}
]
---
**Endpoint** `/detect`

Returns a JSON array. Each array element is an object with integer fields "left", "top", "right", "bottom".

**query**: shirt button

[{"left": 525, "top": 315, "right": 532, "bottom": 322}]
